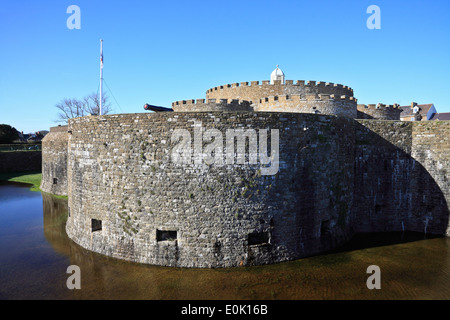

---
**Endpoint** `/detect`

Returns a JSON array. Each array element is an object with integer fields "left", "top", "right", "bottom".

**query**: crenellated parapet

[
  {"left": 254, "top": 94, "right": 357, "bottom": 118},
  {"left": 206, "top": 80, "right": 354, "bottom": 104},
  {"left": 357, "top": 103, "right": 403, "bottom": 120},
  {"left": 258, "top": 93, "right": 357, "bottom": 103},
  {"left": 171, "top": 98, "right": 252, "bottom": 112}
]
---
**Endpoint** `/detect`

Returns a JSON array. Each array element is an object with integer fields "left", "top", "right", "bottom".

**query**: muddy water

[{"left": 1, "top": 181, "right": 449, "bottom": 300}]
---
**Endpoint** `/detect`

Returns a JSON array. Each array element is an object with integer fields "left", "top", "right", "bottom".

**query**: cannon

[{"left": 143, "top": 104, "right": 173, "bottom": 112}]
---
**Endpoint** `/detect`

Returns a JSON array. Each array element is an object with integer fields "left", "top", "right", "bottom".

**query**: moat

[{"left": 1, "top": 181, "right": 450, "bottom": 300}]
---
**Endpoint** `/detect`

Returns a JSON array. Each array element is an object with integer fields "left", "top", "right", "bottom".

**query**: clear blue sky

[{"left": 1, "top": 0, "right": 449, "bottom": 133}]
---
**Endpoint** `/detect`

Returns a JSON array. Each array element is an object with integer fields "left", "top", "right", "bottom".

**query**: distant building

[
  {"left": 17, "top": 130, "right": 49, "bottom": 142},
  {"left": 399, "top": 102, "right": 437, "bottom": 121},
  {"left": 430, "top": 112, "right": 450, "bottom": 121}
]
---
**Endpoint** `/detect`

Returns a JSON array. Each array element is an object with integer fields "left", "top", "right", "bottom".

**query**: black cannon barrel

[{"left": 144, "top": 104, "right": 173, "bottom": 112}]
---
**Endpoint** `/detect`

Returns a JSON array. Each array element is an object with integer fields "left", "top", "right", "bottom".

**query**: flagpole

[{"left": 100, "top": 39, "right": 103, "bottom": 116}]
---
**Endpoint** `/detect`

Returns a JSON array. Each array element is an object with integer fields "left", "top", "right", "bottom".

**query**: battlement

[
  {"left": 254, "top": 93, "right": 357, "bottom": 118},
  {"left": 357, "top": 103, "right": 402, "bottom": 120},
  {"left": 258, "top": 94, "right": 357, "bottom": 104},
  {"left": 206, "top": 79, "right": 355, "bottom": 106},
  {"left": 171, "top": 98, "right": 252, "bottom": 112},
  {"left": 206, "top": 80, "right": 353, "bottom": 94},
  {"left": 172, "top": 98, "right": 250, "bottom": 107},
  {"left": 49, "top": 125, "right": 69, "bottom": 133},
  {"left": 358, "top": 103, "right": 401, "bottom": 111}
]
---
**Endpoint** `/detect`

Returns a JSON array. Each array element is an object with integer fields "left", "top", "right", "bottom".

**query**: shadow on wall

[
  {"left": 353, "top": 120, "right": 449, "bottom": 237},
  {"left": 356, "top": 110, "right": 375, "bottom": 120}
]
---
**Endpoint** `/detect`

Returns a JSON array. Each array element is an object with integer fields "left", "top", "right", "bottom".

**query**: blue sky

[{"left": 1, "top": 0, "right": 449, "bottom": 133}]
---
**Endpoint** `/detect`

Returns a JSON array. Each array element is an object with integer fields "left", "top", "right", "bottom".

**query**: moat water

[{"left": 1, "top": 181, "right": 450, "bottom": 300}]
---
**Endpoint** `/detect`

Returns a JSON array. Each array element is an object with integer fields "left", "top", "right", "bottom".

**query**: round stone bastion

[{"left": 65, "top": 112, "right": 356, "bottom": 268}]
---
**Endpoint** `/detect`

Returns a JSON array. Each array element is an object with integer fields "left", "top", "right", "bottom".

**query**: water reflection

[{"left": 0, "top": 181, "right": 449, "bottom": 300}]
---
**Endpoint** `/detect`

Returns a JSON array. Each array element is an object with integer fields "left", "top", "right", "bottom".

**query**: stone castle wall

[
  {"left": 40, "top": 125, "right": 68, "bottom": 196},
  {"left": 411, "top": 121, "right": 450, "bottom": 235},
  {"left": 206, "top": 80, "right": 354, "bottom": 103},
  {"left": 353, "top": 120, "right": 450, "bottom": 235},
  {"left": 255, "top": 94, "right": 357, "bottom": 118},
  {"left": 65, "top": 112, "right": 356, "bottom": 268},
  {"left": 172, "top": 95, "right": 357, "bottom": 118},
  {"left": 174, "top": 80, "right": 402, "bottom": 120},
  {"left": 202, "top": 79, "right": 358, "bottom": 118},
  {"left": 172, "top": 99, "right": 252, "bottom": 112},
  {"left": 44, "top": 111, "right": 449, "bottom": 268},
  {"left": 357, "top": 104, "right": 402, "bottom": 120}
]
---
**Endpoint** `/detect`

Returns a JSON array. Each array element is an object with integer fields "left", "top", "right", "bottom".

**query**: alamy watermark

[
  {"left": 367, "top": 5, "right": 381, "bottom": 30},
  {"left": 171, "top": 121, "right": 279, "bottom": 175},
  {"left": 67, "top": 5, "right": 81, "bottom": 30},
  {"left": 66, "top": 265, "right": 81, "bottom": 289},
  {"left": 366, "top": 265, "right": 381, "bottom": 289},
  {"left": 67, "top": 5, "right": 380, "bottom": 31}
]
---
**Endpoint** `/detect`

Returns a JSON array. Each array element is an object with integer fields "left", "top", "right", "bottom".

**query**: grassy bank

[
  {"left": 0, "top": 171, "right": 42, "bottom": 192},
  {"left": 0, "top": 171, "right": 68, "bottom": 199}
]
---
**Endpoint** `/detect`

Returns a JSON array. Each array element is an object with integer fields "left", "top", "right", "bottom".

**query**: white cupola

[{"left": 270, "top": 65, "right": 285, "bottom": 84}]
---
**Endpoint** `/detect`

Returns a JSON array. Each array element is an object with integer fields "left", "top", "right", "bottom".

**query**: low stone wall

[{"left": 0, "top": 150, "right": 42, "bottom": 173}]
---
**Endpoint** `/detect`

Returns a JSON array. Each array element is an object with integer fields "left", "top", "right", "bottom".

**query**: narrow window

[
  {"left": 53, "top": 178, "right": 58, "bottom": 185},
  {"left": 248, "top": 231, "right": 270, "bottom": 246},
  {"left": 320, "top": 220, "right": 331, "bottom": 237},
  {"left": 91, "top": 219, "right": 102, "bottom": 232},
  {"left": 375, "top": 204, "right": 382, "bottom": 213},
  {"left": 156, "top": 229, "right": 177, "bottom": 241}
]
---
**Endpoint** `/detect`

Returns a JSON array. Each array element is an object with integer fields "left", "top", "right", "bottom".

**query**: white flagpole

[{"left": 100, "top": 39, "right": 103, "bottom": 116}]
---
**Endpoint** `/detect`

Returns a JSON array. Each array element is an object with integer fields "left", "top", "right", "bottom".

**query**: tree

[
  {"left": 0, "top": 124, "right": 19, "bottom": 144},
  {"left": 55, "top": 93, "right": 112, "bottom": 123}
]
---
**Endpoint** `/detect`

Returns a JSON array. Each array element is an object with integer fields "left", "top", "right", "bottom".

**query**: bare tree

[{"left": 55, "top": 93, "right": 112, "bottom": 123}]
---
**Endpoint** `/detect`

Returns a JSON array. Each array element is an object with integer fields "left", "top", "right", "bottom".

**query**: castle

[
  {"left": 41, "top": 67, "right": 450, "bottom": 268},
  {"left": 172, "top": 66, "right": 402, "bottom": 120}
]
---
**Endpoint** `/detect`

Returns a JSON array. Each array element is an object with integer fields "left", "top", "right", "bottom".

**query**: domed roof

[{"left": 270, "top": 65, "right": 285, "bottom": 84}]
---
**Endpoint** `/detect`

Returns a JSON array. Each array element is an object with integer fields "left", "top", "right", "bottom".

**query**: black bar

[{"left": 144, "top": 104, "right": 173, "bottom": 112}]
